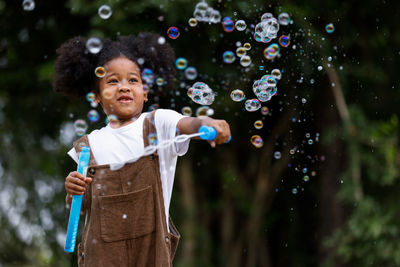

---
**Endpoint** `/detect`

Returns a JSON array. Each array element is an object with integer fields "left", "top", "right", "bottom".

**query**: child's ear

[{"left": 143, "top": 91, "right": 148, "bottom": 103}]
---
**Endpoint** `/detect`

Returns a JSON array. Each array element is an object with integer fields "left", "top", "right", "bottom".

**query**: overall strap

[
  {"left": 73, "top": 135, "right": 98, "bottom": 166},
  {"left": 142, "top": 110, "right": 157, "bottom": 150}
]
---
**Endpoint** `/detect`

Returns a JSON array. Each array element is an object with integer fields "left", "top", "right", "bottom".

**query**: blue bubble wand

[{"left": 64, "top": 146, "right": 90, "bottom": 253}]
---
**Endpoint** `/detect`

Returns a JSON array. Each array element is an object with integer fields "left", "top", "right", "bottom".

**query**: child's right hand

[{"left": 65, "top": 171, "right": 92, "bottom": 195}]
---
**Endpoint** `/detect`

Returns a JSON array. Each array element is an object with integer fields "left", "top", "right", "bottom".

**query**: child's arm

[
  {"left": 65, "top": 171, "right": 92, "bottom": 209},
  {"left": 177, "top": 117, "right": 231, "bottom": 147}
]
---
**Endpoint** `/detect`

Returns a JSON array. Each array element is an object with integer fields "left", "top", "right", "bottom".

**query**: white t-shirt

[{"left": 67, "top": 109, "right": 190, "bottom": 231}]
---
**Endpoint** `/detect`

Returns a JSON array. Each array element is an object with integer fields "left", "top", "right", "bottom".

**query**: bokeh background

[{"left": 0, "top": 0, "right": 399, "bottom": 266}]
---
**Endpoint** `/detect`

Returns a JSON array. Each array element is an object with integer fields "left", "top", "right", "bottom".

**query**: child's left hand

[{"left": 200, "top": 118, "right": 231, "bottom": 148}]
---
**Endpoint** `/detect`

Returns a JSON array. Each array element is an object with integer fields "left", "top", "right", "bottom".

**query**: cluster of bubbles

[
  {"left": 22, "top": 0, "right": 35, "bottom": 11},
  {"left": 192, "top": 1, "right": 221, "bottom": 24},
  {"left": 182, "top": 106, "right": 214, "bottom": 117},
  {"left": 98, "top": 5, "right": 112, "bottom": 20},
  {"left": 187, "top": 82, "right": 216, "bottom": 105},
  {"left": 325, "top": 23, "right": 335, "bottom": 33},
  {"left": 167, "top": 27, "right": 180, "bottom": 39},
  {"left": 174, "top": 57, "right": 198, "bottom": 80}
]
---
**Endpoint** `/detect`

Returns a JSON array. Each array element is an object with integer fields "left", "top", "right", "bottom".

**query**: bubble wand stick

[{"left": 64, "top": 146, "right": 90, "bottom": 253}]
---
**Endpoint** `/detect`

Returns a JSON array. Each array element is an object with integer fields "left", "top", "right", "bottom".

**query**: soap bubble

[
  {"left": 95, "top": 66, "right": 106, "bottom": 78},
  {"left": 196, "top": 106, "right": 210, "bottom": 117},
  {"left": 317, "top": 66, "right": 323, "bottom": 71},
  {"left": 264, "top": 43, "right": 280, "bottom": 60},
  {"left": 175, "top": 58, "right": 188, "bottom": 70},
  {"left": 86, "top": 92, "right": 96, "bottom": 103},
  {"left": 261, "top": 13, "right": 274, "bottom": 21},
  {"left": 291, "top": 188, "right": 298, "bottom": 194},
  {"left": 303, "top": 175, "right": 310, "bottom": 182},
  {"left": 87, "top": 110, "right": 100, "bottom": 122},
  {"left": 308, "top": 139, "right": 313, "bottom": 145},
  {"left": 271, "top": 69, "right": 282, "bottom": 80},
  {"left": 240, "top": 55, "right": 251, "bottom": 67},
  {"left": 86, "top": 37, "right": 102, "bottom": 54},
  {"left": 243, "top": 42, "right": 251, "bottom": 50},
  {"left": 236, "top": 47, "right": 246, "bottom": 58},
  {"left": 156, "top": 77, "right": 164, "bottom": 86},
  {"left": 302, "top": 167, "right": 308, "bottom": 173},
  {"left": 302, "top": 98, "right": 307, "bottom": 104},
  {"left": 158, "top": 36, "right": 166, "bottom": 45},
  {"left": 278, "top": 35, "right": 290, "bottom": 47},
  {"left": 98, "top": 5, "right": 112, "bottom": 20},
  {"left": 142, "top": 68, "right": 155, "bottom": 85},
  {"left": 261, "top": 107, "right": 269, "bottom": 115},
  {"left": 223, "top": 51, "right": 235, "bottom": 64},
  {"left": 230, "top": 89, "right": 245, "bottom": 102},
  {"left": 188, "top": 18, "right": 198, "bottom": 27},
  {"left": 188, "top": 82, "right": 216, "bottom": 105},
  {"left": 167, "top": 27, "right": 180, "bottom": 39},
  {"left": 22, "top": 0, "right": 35, "bottom": 11},
  {"left": 245, "top": 99, "right": 261, "bottom": 112},
  {"left": 184, "top": 67, "right": 198, "bottom": 80},
  {"left": 277, "top": 13, "right": 290, "bottom": 25},
  {"left": 106, "top": 114, "right": 120, "bottom": 128},
  {"left": 235, "top": 20, "right": 247, "bottom": 31},
  {"left": 102, "top": 89, "right": 114, "bottom": 100},
  {"left": 325, "top": 23, "right": 335, "bottom": 33},
  {"left": 273, "top": 151, "right": 281, "bottom": 159},
  {"left": 122, "top": 214, "right": 127, "bottom": 219},
  {"left": 148, "top": 104, "right": 159, "bottom": 111},
  {"left": 222, "top": 17, "right": 235, "bottom": 32},
  {"left": 250, "top": 135, "right": 264, "bottom": 148},
  {"left": 181, "top": 106, "right": 192, "bottom": 116},
  {"left": 254, "top": 120, "right": 263, "bottom": 129},
  {"left": 210, "top": 9, "right": 221, "bottom": 23},
  {"left": 147, "top": 133, "right": 158, "bottom": 146},
  {"left": 74, "top": 119, "right": 88, "bottom": 136}
]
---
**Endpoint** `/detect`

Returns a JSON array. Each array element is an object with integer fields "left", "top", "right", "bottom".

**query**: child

[{"left": 53, "top": 32, "right": 230, "bottom": 267}]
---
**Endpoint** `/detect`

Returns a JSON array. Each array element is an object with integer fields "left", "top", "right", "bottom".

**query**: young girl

[{"left": 53, "top": 32, "right": 230, "bottom": 266}]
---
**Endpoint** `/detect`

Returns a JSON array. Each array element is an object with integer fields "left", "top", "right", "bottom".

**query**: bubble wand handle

[
  {"left": 64, "top": 146, "right": 90, "bottom": 253},
  {"left": 198, "top": 125, "right": 231, "bottom": 143}
]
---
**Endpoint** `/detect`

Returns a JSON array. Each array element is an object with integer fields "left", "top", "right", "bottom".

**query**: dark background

[{"left": 0, "top": 0, "right": 399, "bottom": 266}]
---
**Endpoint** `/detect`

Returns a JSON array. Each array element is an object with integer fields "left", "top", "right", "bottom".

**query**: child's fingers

[
  {"left": 67, "top": 172, "right": 86, "bottom": 186},
  {"left": 208, "top": 140, "right": 216, "bottom": 148},
  {"left": 66, "top": 183, "right": 86, "bottom": 195},
  {"left": 84, "top": 177, "right": 93, "bottom": 184}
]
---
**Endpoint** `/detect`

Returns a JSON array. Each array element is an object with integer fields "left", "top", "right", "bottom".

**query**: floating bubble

[
  {"left": 122, "top": 214, "right": 127, "bottom": 219},
  {"left": 188, "top": 82, "right": 215, "bottom": 105},
  {"left": 273, "top": 151, "right": 281, "bottom": 159},
  {"left": 142, "top": 68, "right": 155, "bottom": 85},
  {"left": 175, "top": 57, "right": 188, "bottom": 70},
  {"left": 87, "top": 110, "right": 100, "bottom": 122},
  {"left": 317, "top": 65, "right": 323, "bottom": 71},
  {"left": 22, "top": 0, "right": 35, "bottom": 11},
  {"left": 277, "top": 13, "right": 290, "bottom": 25},
  {"left": 261, "top": 13, "right": 273, "bottom": 21},
  {"left": 106, "top": 114, "right": 120, "bottom": 128},
  {"left": 325, "top": 23, "right": 335, "bottom": 33},
  {"left": 250, "top": 135, "right": 264, "bottom": 148},
  {"left": 181, "top": 106, "right": 192, "bottom": 116},
  {"left": 98, "top": 5, "right": 112, "bottom": 20},
  {"left": 308, "top": 139, "right": 313, "bottom": 145},
  {"left": 156, "top": 77, "right": 164, "bottom": 86},
  {"left": 90, "top": 102, "right": 98, "bottom": 108},
  {"left": 289, "top": 149, "right": 295, "bottom": 155},
  {"left": 222, "top": 17, "right": 235, "bottom": 32},
  {"left": 86, "top": 92, "right": 96, "bottom": 103},
  {"left": 245, "top": 99, "right": 261, "bottom": 112},
  {"left": 303, "top": 175, "right": 310, "bottom": 182},
  {"left": 243, "top": 42, "right": 251, "bottom": 50},
  {"left": 230, "top": 89, "right": 245, "bottom": 102},
  {"left": 240, "top": 55, "right": 251, "bottom": 67},
  {"left": 264, "top": 43, "right": 280, "bottom": 60},
  {"left": 158, "top": 36, "right": 166, "bottom": 45},
  {"left": 236, "top": 47, "right": 246, "bottom": 58},
  {"left": 95, "top": 66, "right": 106, "bottom": 78},
  {"left": 148, "top": 104, "right": 159, "bottom": 111},
  {"left": 235, "top": 20, "right": 247, "bottom": 31},
  {"left": 291, "top": 188, "right": 298, "bottom": 194},
  {"left": 223, "top": 51, "right": 235, "bottom": 64},
  {"left": 102, "top": 89, "right": 114, "bottom": 100},
  {"left": 167, "top": 27, "right": 180, "bottom": 39},
  {"left": 188, "top": 18, "right": 198, "bottom": 27},
  {"left": 210, "top": 9, "right": 221, "bottom": 24},
  {"left": 261, "top": 107, "right": 269, "bottom": 115},
  {"left": 196, "top": 106, "right": 210, "bottom": 117},
  {"left": 271, "top": 69, "right": 282, "bottom": 80},
  {"left": 302, "top": 168, "right": 308, "bottom": 173},
  {"left": 147, "top": 133, "right": 158, "bottom": 146},
  {"left": 259, "top": 66, "right": 264, "bottom": 71},
  {"left": 302, "top": 98, "right": 307, "bottom": 104},
  {"left": 278, "top": 35, "right": 290, "bottom": 47},
  {"left": 74, "top": 119, "right": 88, "bottom": 136},
  {"left": 184, "top": 67, "right": 198, "bottom": 80},
  {"left": 254, "top": 120, "right": 263, "bottom": 129},
  {"left": 86, "top": 37, "right": 103, "bottom": 54}
]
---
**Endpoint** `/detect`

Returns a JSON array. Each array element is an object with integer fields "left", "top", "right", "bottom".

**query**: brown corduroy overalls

[{"left": 71, "top": 111, "right": 180, "bottom": 267}]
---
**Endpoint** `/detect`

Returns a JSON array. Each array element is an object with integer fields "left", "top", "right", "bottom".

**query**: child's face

[{"left": 96, "top": 57, "right": 148, "bottom": 122}]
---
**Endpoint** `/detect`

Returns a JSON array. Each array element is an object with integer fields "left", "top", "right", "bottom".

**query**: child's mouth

[{"left": 117, "top": 95, "right": 133, "bottom": 103}]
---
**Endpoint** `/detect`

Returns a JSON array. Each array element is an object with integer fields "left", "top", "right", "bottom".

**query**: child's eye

[
  {"left": 129, "top": 78, "right": 138, "bottom": 83},
  {"left": 107, "top": 79, "right": 118, "bottom": 84}
]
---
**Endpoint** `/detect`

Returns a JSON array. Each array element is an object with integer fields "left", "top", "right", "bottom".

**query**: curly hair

[{"left": 53, "top": 33, "right": 176, "bottom": 99}]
